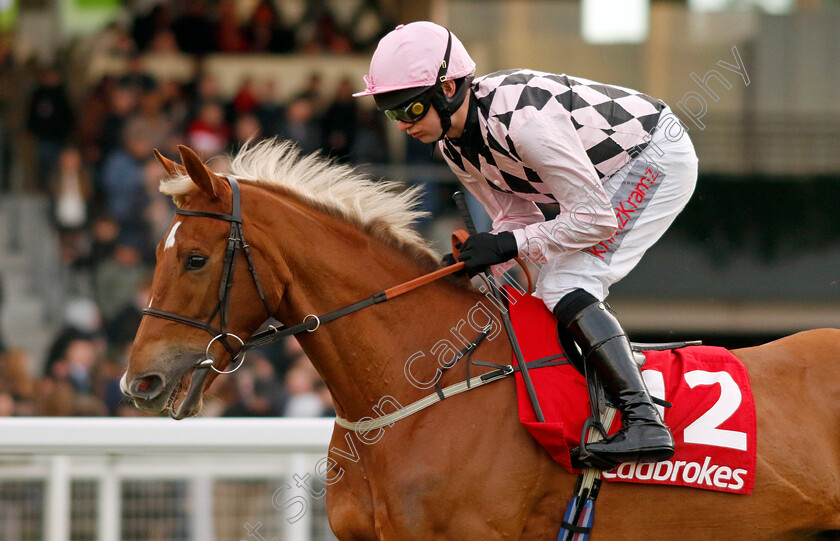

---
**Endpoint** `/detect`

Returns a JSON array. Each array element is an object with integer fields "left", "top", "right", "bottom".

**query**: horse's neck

[
  {"left": 293, "top": 277, "right": 483, "bottom": 421},
  {"left": 254, "top": 195, "right": 488, "bottom": 420}
]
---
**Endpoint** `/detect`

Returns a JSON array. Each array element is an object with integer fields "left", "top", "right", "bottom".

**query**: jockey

[{"left": 354, "top": 21, "right": 697, "bottom": 467}]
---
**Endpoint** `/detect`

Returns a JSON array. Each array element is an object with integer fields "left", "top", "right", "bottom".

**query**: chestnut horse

[{"left": 124, "top": 141, "right": 840, "bottom": 540}]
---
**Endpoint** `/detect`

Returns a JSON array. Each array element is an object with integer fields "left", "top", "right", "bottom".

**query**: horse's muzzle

[{"left": 122, "top": 371, "right": 172, "bottom": 412}]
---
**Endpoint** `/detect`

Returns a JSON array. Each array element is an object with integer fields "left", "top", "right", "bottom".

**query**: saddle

[{"left": 491, "top": 287, "right": 756, "bottom": 540}]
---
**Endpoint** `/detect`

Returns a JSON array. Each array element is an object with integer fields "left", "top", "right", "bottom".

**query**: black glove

[
  {"left": 456, "top": 231, "right": 518, "bottom": 276},
  {"left": 441, "top": 252, "right": 456, "bottom": 266}
]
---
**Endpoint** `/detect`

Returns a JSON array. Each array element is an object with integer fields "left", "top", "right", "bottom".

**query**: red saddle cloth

[{"left": 505, "top": 287, "right": 757, "bottom": 495}]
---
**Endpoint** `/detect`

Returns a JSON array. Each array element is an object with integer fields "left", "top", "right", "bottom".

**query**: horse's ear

[
  {"left": 178, "top": 145, "right": 223, "bottom": 200},
  {"left": 154, "top": 148, "right": 186, "bottom": 178}
]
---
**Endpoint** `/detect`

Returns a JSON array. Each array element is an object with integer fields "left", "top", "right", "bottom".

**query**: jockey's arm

[
  {"left": 511, "top": 109, "right": 618, "bottom": 265},
  {"left": 452, "top": 110, "right": 618, "bottom": 268}
]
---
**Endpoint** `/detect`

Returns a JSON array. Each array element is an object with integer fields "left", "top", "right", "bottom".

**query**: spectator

[
  {"left": 224, "top": 351, "right": 286, "bottom": 417},
  {"left": 158, "top": 79, "right": 189, "bottom": 131},
  {"left": 26, "top": 66, "right": 75, "bottom": 192},
  {"left": 131, "top": 3, "right": 173, "bottom": 53},
  {"left": 171, "top": 0, "right": 216, "bottom": 55},
  {"left": 352, "top": 105, "right": 390, "bottom": 164},
  {"left": 40, "top": 326, "right": 112, "bottom": 416},
  {"left": 37, "top": 377, "right": 76, "bottom": 416},
  {"left": 0, "top": 349, "right": 37, "bottom": 415},
  {"left": 254, "top": 333, "right": 304, "bottom": 381},
  {"left": 245, "top": 0, "right": 295, "bottom": 54},
  {"left": 117, "top": 53, "right": 157, "bottom": 94},
  {"left": 300, "top": 13, "right": 352, "bottom": 55},
  {"left": 123, "top": 86, "right": 174, "bottom": 152},
  {"left": 184, "top": 73, "right": 232, "bottom": 126},
  {"left": 232, "top": 78, "right": 259, "bottom": 116},
  {"left": 99, "top": 131, "right": 151, "bottom": 231},
  {"left": 147, "top": 28, "right": 180, "bottom": 54},
  {"left": 51, "top": 146, "right": 92, "bottom": 273},
  {"left": 85, "top": 21, "right": 136, "bottom": 60},
  {"left": 71, "top": 394, "right": 109, "bottom": 416},
  {"left": 279, "top": 97, "right": 320, "bottom": 155},
  {"left": 294, "top": 72, "right": 325, "bottom": 115},
  {"left": 253, "top": 78, "right": 285, "bottom": 137},
  {"left": 231, "top": 113, "right": 262, "bottom": 154},
  {"left": 99, "top": 82, "right": 139, "bottom": 165},
  {"left": 52, "top": 145, "right": 90, "bottom": 233},
  {"left": 0, "top": 37, "right": 33, "bottom": 193},
  {"left": 76, "top": 75, "right": 117, "bottom": 167},
  {"left": 92, "top": 232, "right": 150, "bottom": 328},
  {"left": 187, "top": 101, "right": 231, "bottom": 157},
  {"left": 106, "top": 277, "right": 151, "bottom": 357},
  {"left": 45, "top": 298, "right": 106, "bottom": 377},
  {"left": 320, "top": 77, "right": 357, "bottom": 163},
  {"left": 0, "top": 392, "right": 13, "bottom": 416},
  {"left": 83, "top": 214, "right": 120, "bottom": 271},
  {"left": 61, "top": 336, "right": 99, "bottom": 395},
  {"left": 97, "top": 355, "right": 131, "bottom": 416},
  {"left": 282, "top": 356, "right": 323, "bottom": 417},
  {"left": 41, "top": 333, "right": 108, "bottom": 416},
  {"left": 0, "top": 273, "right": 6, "bottom": 353},
  {"left": 215, "top": 0, "right": 249, "bottom": 53}
]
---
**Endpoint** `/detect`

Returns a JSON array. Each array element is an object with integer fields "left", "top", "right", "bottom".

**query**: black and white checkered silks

[{"left": 439, "top": 69, "right": 697, "bottom": 308}]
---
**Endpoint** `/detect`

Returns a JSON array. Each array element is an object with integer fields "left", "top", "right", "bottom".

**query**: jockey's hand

[
  {"left": 456, "top": 232, "right": 518, "bottom": 276},
  {"left": 441, "top": 252, "right": 456, "bottom": 266}
]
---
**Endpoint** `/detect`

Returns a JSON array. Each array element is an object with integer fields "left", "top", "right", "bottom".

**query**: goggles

[{"left": 384, "top": 95, "right": 433, "bottom": 123}]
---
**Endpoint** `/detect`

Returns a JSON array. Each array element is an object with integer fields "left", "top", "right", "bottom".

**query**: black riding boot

[{"left": 555, "top": 291, "right": 675, "bottom": 465}]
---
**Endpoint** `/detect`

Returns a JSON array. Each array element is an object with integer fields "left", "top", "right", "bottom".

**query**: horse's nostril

[{"left": 130, "top": 374, "right": 165, "bottom": 400}]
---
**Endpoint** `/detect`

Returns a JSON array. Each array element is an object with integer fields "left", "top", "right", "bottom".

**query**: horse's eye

[{"left": 185, "top": 254, "right": 207, "bottom": 270}]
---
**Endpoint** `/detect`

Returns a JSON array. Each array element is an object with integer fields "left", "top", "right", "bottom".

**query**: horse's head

[
  {"left": 123, "top": 139, "right": 445, "bottom": 420},
  {"left": 122, "top": 145, "right": 275, "bottom": 419}
]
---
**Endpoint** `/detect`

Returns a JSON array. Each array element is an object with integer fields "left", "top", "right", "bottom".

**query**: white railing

[{"left": 0, "top": 418, "right": 337, "bottom": 541}]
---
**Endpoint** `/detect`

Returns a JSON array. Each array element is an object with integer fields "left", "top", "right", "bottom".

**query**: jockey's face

[
  {"left": 395, "top": 81, "right": 465, "bottom": 143},
  {"left": 396, "top": 104, "right": 445, "bottom": 143}
]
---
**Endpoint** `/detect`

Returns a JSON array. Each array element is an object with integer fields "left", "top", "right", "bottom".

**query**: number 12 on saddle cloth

[{"left": 504, "top": 287, "right": 757, "bottom": 495}]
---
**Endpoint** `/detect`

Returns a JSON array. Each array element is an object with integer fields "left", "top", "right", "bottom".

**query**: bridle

[
  {"left": 142, "top": 175, "right": 272, "bottom": 374},
  {"left": 142, "top": 174, "right": 470, "bottom": 375}
]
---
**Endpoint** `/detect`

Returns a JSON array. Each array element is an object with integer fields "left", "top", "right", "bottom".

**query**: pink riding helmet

[{"left": 353, "top": 21, "right": 476, "bottom": 101}]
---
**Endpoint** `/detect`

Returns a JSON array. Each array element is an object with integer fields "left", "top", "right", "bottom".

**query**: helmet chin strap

[
  {"left": 431, "top": 76, "right": 472, "bottom": 141},
  {"left": 430, "top": 30, "right": 458, "bottom": 142},
  {"left": 432, "top": 90, "right": 453, "bottom": 140}
]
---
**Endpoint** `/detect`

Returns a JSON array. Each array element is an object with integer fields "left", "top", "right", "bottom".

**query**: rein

[
  {"left": 245, "top": 259, "right": 467, "bottom": 350},
  {"left": 142, "top": 174, "right": 467, "bottom": 373}
]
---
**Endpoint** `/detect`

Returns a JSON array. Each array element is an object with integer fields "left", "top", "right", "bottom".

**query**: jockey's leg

[
  {"left": 554, "top": 289, "right": 674, "bottom": 465},
  {"left": 533, "top": 106, "right": 696, "bottom": 464}
]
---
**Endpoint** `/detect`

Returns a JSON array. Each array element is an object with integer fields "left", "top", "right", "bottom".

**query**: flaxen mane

[{"left": 161, "top": 139, "right": 439, "bottom": 266}]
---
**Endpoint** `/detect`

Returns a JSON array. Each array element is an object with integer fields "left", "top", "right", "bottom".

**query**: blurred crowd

[
  {"left": 127, "top": 0, "right": 371, "bottom": 56},
  {"left": 0, "top": 0, "right": 432, "bottom": 419}
]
